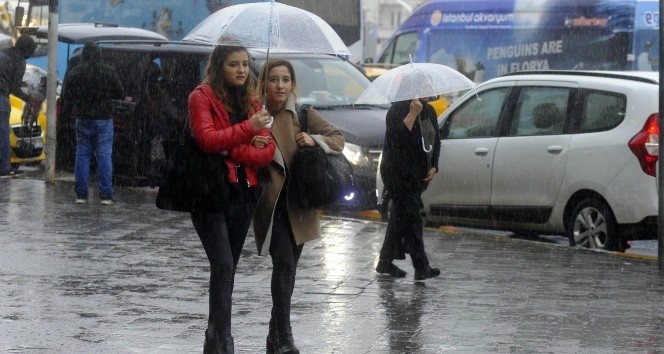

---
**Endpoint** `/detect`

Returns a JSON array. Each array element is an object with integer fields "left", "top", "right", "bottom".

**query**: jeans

[
  {"left": 0, "top": 96, "right": 11, "bottom": 174},
  {"left": 74, "top": 119, "right": 114, "bottom": 199}
]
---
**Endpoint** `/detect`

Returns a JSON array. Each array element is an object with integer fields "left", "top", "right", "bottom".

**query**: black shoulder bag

[
  {"left": 290, "top": 104, "right": 357, "bottom": 209},
  {"left": 155, "top": 119, "right": 229, "bottom": 213}
]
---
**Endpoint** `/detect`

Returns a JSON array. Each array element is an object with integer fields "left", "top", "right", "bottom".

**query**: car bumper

[{"left": 10, "top": 124, "right": 46, "bottom": 164}]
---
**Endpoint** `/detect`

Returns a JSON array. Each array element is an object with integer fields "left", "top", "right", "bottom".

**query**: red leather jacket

[{"left": 188, "top": 85, "right": 275, "bottom": 187}]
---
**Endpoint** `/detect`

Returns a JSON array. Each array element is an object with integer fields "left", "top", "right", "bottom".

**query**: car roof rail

[
  {"left": 502, "top": 70, "right": 658, "bottom": 85},
  {"left": 91, "top": 22, "right": 120, "bottom": 28}
]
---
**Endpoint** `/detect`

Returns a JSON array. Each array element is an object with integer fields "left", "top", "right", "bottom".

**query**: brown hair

[
  {"left": 202, "top": 44, "right": 257, "bottom": 114},
  {"left": 256, "top": 58, "right": 298, "bottom": 102}
]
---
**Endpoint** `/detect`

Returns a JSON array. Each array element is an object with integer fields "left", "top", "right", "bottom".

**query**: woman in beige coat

[{"left": 254, "top": 58, "right": 344, "bottom": 353}]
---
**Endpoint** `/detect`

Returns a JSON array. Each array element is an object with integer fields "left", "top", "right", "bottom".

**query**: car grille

[{"left": 12, "top": 125, "right": 42, "bottom": 138}]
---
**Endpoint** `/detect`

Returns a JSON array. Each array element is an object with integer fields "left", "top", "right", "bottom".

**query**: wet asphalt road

[{"left": 2, "top": 176, "right": 664, "bottom": 353}]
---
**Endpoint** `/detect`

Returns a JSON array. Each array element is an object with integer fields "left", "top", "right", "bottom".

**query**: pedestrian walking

[
  {"left": 188, "top": 44, "right": 275, "bottom": 353},
  {"left": 253, "top": 58, "right": 345, "bottom": 353},
  {"left": 0, "top": 35, "right": 36, "bottom": 178},
  {"left": 376, "top": 97, "right": 441, "bottom": 281},
  {"left": 60, "top": 41, "right": 124, "bottom": 204}
]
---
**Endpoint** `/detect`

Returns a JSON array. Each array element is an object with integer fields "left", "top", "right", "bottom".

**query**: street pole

[{"left": 44, "top": 0, "right": 58, "bottom": 183}]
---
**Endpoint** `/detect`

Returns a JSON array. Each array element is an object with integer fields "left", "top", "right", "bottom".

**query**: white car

[{"left": 378, "top": 71, "right": 659, "bottom": 252}]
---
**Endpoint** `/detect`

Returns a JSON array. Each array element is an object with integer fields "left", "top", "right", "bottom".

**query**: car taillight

[{"left": 628, "top": 113, "right": 659, "bottom": 177}]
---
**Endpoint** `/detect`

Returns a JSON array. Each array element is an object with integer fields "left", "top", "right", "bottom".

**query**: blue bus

[{"left": 375, "top": 0, "right": 659, "bottom": 82}]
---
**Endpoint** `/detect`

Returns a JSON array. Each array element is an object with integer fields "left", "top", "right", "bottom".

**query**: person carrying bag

[
  {"left": 252, "top": 58, "right": 345, "bottom": 353},
  {"left": 160, "top": 44, "right": 275, "bottom": 354}
]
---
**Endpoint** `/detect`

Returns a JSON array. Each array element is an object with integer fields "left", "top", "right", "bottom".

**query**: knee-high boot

[{"left": 266, "top": 274, "right": 299, "bottom": 354}]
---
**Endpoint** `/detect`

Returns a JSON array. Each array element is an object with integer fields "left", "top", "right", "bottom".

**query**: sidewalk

[{"left": 1, "top": 177, "right": 664, "bottom": 353}]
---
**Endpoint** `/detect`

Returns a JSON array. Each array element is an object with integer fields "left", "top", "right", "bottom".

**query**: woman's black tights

[
  {"left": 269, "top": 197, "right": 303, "bottom": 332},
  {"left": 191, "top": 206, "right": 252, "bottom": 338}
]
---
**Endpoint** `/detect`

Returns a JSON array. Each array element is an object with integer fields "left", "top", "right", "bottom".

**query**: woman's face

[
  {"left": 222, "top": 50, "right": 250, "bottom": 87},
  {"left": 265, "top": 65, "right": 292, "bottom": 106}
]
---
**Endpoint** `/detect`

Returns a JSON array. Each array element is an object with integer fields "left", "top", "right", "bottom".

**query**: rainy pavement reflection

[
  {"left": 378, "top": 280, "right": 426, "bottom": 352},
  {"left": 3, "top": 178, "right": 664, "bottom": 352}
]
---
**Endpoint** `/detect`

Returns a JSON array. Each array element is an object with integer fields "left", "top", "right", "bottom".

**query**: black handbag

[
  {"left": 291, "top": 105, "right": 357, "bottom": 209},
  {"left": 155, "top": 120, "right": 229, "bottom": 213}
]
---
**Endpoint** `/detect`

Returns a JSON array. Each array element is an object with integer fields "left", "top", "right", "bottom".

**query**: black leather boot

[
  {"left": 204, "top": 329, "right": 234, "bottom": 354},
  {"left": 204, "top": 329, "right": 215, "bottom": 354},
  {"left": 266, "top": 274, "right": 300, "bottom": 354},
  {"left": 219, "top": 335, "right": 234, "bottom": 354},
  {"left": 266, "top": 318, "right": 298, "bottom": 353}
]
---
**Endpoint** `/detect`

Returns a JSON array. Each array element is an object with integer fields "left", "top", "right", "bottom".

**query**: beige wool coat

[{"left": 252, "top": 94, "right": 345, "bottom": 255}]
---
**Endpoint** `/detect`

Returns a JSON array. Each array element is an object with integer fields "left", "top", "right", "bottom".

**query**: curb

[{"left": 347, "top": 210, "right": 659, "bottom": 262}]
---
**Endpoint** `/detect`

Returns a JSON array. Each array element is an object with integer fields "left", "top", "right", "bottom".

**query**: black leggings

[
  {"left": 270, "top": 195, "right": 303, "bottom": 275},
  {"left": 269, "top": 194, "right": 303, "bottom": 328},
  {"left": 191, "top": 185, "right": 257, "bottom": 337}
]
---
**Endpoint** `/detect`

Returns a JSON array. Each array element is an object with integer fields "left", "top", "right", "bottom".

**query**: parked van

[
  {"left": 375, "top": 0, "right": 659, "bottom": 83},
  {"left": 56, "top": 41, "right": 388, "bottom": 210}
]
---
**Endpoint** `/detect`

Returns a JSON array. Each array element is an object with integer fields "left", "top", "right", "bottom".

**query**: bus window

[{"left": 378, "top": 31, "right": 417, "bottom": 65}]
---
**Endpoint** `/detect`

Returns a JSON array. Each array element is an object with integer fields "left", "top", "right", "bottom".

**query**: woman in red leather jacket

[{"left": 188, "top": 44, "right": 275, "bottom": 353}]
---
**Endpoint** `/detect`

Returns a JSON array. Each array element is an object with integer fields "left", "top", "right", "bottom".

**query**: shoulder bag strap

[{"left": 299, "top": 104, "right": 312, "bottom": 133}]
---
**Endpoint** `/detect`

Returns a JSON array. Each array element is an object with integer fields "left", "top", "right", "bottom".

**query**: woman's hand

[
  {"left": 251, "top": 135, "right": 271, "bottom": 148},
  {"left": 423, "top": 167, "right": 437, "bottom": 183},
  {"left": 249, "top": 110, "right": 272, "bottom": 131},
  {"left": 409, "top": 98, "right": 424, "bottom": 116},
  {"left": 295, "top": 132, "right": 315, "bottom": 147}
]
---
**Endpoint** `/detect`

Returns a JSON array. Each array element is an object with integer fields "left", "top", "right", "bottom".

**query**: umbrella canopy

[
  {"left": 354, "top": 63, "right": 475, "bottom": 105},
  {"left": 182, "top": 2, "right": 350, "bottom": 56}
]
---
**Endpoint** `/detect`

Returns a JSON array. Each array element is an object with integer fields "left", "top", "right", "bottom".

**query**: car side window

[
  {"left": 378, "top": 32, "right": 417, "bottom": 65},
  {"left": 509, "top": 87, "right": 570, "bottom": 136},
  {"left": 577, "top": 90, "right": 626, "bottom": 133},
  {"left": 444, "top": 87, "right": 509, "bottom": 139}
]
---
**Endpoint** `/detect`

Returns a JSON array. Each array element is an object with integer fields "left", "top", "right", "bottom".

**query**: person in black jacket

[
  {"left": 0, "top": 35, "right": 36, "bottom": 178},
  {"left": 61, "top": 41, "right": 124, "bottom": 204},
  {"left": 376, "top": 96, "right": 441, "bottom": 281}
]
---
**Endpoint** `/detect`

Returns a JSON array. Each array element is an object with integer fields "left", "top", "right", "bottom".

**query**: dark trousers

[
  {"left": 269, "top": 194, "right": 304, "bottom": 330},
  {"left": 379, "top": 190, "right": 429, "bottom": 270},
  {"left": 191, "top": 184, "right": 257, "bottom": 338}
]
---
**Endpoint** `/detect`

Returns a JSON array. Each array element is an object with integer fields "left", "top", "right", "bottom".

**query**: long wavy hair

[
  {"left": 202, "top": 44, "right": 257, "bottom": 115},
  {"left": 256, "top": 58, "right": 298, "bottom": 103}
]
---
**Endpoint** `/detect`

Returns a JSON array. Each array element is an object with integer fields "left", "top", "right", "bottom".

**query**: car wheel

[{"left": 566, "top": 198, "right": 623, "bottom": 251}]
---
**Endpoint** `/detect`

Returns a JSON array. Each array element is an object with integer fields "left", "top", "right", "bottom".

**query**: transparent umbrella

[
  {"left": 355, "top": 62, "right": 475, "bottom": 152},
  {"left": 182, "top": 2, "right": 350, "bottom": 56},
  {"left": 354, "top": 62, "right": 475, "bottom": 105}
]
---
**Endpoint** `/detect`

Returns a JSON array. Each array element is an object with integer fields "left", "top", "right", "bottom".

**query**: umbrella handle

[
  {"left": 421, "top": 137, "right": 432, "bottom": 153},
  {"left": 263, "top": 103, "right": 274, "bottom": 128}
]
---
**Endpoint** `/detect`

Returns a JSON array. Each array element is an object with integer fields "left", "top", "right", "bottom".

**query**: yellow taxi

[{"left": 8, "top": 64, "right": 50, "bottom": 167}]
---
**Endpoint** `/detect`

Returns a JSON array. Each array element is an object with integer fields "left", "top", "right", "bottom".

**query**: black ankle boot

[
  {"left": 204, "top": 329, "right": 214, "bottom": 354},
  {"left": 266, "top": 319, "right": 299, "bottom": 354},
  {"left": 267, "top": 273, "right": 300, "bottom": 354},
  {"left": 220, "top": 335, "right": 234, "bottom": 354},
  {"left": 204, "top": 329, "right": 234, "bottom": 354}
]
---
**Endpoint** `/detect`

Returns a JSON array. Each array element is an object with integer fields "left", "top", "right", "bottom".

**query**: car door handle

[
  {"left": 547, "top": 145, "right": 564, "bottom": 154},
  {"left": 475, "top": 148, "right": 489, "bottom": 156}
]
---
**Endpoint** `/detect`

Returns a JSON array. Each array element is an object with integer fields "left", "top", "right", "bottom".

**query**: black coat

[
  {"left": 379, "top": 100, "right": 440, "bottom": 199},
  {"left": 0, "top": 47, "right": 28, "bottom": 101},
  {"left": 61, "top": 59, "right": 124, "bottom": 120}
]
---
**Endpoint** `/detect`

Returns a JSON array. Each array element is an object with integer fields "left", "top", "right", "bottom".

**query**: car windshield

[{"left": 255, "top": 57, "right": 371, "bottom": 108}]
